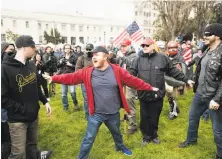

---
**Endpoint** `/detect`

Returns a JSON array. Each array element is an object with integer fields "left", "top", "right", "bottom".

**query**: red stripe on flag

[
  {"left": 113, "top": 30, "right": 127, "bottom": 43},
  {"left": 131, "top": 31, "right": 143, "bottom": 42},
  {"left": 133, "top": 35, "right": 143, "bottom": 43},
  {"left": 113, "top": 31, "right": 129, "bottom": 46},
  {"left": 131, "top": 30, "right": 142, "bottom": 39},
  {"left": 114, "top": 30, "right": 126, "bottom": 40},
  {"left": 115, "top": 32, "right": 128, "bottom": 44}
]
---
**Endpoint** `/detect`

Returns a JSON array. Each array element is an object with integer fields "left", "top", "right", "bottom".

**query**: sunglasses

[
  {"left": 86, "top": 49, "right": 92, "bottom": 51},
  {"left": 204, "top": 32, "right": 213, "bottom": 37},
  {"left": 141, "top": 44, "right": 150, "bottom": 48}
]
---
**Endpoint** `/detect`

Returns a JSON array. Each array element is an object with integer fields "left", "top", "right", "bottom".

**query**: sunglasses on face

[
  {"left": 204, "top": 32, "right": 213, "bottom": 37},
  {"left": 141, "top": 44, "right": 150, "bottom": 48},
  {"left": 86, "top": 49, "right": 92, "bottom": 51}
]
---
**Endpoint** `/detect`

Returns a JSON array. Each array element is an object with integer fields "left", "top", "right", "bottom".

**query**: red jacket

[{"left": 52, "top": 64, "right": 154, "bottom": 115}]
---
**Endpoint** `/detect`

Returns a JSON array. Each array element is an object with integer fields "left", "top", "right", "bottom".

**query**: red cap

[
  {"left": 120, "top": 39, "right": 131, "bottom": 46},
  {"left": 141, "top": 39, "right": 154, "bottom": 46}
]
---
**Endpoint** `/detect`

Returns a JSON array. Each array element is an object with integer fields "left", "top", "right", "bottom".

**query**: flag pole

[{"left": 123, "top": 63, "right": 127, "bottom": 135}]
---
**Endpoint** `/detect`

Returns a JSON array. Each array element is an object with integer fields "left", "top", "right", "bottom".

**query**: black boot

[{"left": 216, "top": 155, "right": 222, "bottom": 159}]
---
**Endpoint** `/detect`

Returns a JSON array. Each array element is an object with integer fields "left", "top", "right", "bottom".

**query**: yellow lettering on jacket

[{"left": 16, "top": 72, "right": 36, "bottom": 92}]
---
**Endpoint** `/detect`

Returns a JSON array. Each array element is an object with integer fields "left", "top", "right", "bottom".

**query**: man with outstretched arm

[{"left": 43, "top": 46, "right": 159, "bottom": 159}]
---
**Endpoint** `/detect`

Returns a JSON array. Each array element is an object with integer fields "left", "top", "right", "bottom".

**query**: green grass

[{"left": 38, "top": 85, "right": 215, "bottom": 159}]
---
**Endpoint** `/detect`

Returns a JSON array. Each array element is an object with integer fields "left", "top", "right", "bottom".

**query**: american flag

[
  {"left": 113, "top": 21, "right": 143, "bottom": 46},
  {"left": 182, "top": 49, "right": 192, "bottom": 65}
]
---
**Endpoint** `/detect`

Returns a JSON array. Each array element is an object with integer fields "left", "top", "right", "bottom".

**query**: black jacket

[
  {"left": 129, "top": 51, "right": 188, "bottom": 102},
  {"left": 193, "top": 43, "right": 222, "bottom": 104},
  {"left": 75, "top": 54, "right": 92, "bottom": 71},
  {"left": 1, "top": 53, "right": 47, "bottom": 122},
  {"left": 43, "top": 52, "right": 57, "bottom": 75},
  {"left": 1, "top": 42, "right": 15, "bottom": 62},
  {"left": 73, "top": 51, "right": 84, "bottom": 61},
  {"left": 57, "top": 53, "right": 77, "bottom": 74},
  {"left": 165, "top": 54, "right": 188, "bottom": 87},
  {"left": 187, "top": 54, "right": 201, "bottom": 67},
  {"left": 113, "top": 47, "right": 137, "bottom": 71}
]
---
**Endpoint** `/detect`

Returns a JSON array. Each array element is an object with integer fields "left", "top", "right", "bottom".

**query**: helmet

[
  {"left": 85, "top": 43, "right": 94, "bottom": 51},
  {"left": 167, "top": 41, "right": 178, "bottom": 56},
  {"left": 156, "top": 41, "right": 166, "bottom": 49}
]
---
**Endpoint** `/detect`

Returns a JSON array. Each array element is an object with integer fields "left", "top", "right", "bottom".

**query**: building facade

[
  {"left": 1, "top": 9, "right": 126, "bottom": 45},
  {"left": 133, "top": 2, "right": 159, "bottom": 38}
]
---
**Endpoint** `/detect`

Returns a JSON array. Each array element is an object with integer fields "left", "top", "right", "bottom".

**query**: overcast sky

[{"left": 2, "top": 0, "right": 134, "bottom": 22}]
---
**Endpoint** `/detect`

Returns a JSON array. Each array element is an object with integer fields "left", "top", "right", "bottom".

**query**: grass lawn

[{"left": 38, "top": 85, "right": 215, "bottom": 159}]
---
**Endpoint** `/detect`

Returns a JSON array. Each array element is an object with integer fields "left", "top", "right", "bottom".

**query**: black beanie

[{"left": 204, "top": 23, "right": 222, "bottom": 39}]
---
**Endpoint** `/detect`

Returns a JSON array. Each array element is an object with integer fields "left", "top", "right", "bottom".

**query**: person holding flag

[{"left": 115, "top": 39, "right": 139, "bottom": 134}]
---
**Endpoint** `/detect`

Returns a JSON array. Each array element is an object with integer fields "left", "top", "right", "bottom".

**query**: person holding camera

[{"left": 57, "top": 44, "right": 79, "bottom": 111}]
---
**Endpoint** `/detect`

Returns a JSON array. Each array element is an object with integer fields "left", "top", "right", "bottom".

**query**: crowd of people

[{"left": 1, "top": 23, "right": 222, "bottom": 159}]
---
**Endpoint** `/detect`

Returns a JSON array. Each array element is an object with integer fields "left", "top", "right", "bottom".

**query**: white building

[
  {"left": 1, "top": 9, "right": 127, "bottom": 45},
  {"left": 133, "top": 2, "right": 159, "bottom": 38}
]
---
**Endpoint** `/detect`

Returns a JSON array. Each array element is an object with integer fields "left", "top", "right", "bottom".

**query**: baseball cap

[
  {"left": 120, "top": 39, "right": 131, "bottom": 46},
  {"left": 91, "top": 46, "right": 109, "bottom": 54},
  {"left": 141, "top": 39, "right": 154, "bottom": 46}
]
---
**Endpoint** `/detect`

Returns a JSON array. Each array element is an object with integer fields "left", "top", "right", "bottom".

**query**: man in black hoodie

[
  {"left": 1, "top": 42, "right": 15, "bottom": 159},
  {"left": 1, "top": 36, "right": 52, "bottom": 159},
  {"left": 1, "top": 42, "right": 15, "bottom": 61}
]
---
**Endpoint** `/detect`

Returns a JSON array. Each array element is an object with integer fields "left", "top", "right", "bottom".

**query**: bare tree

[
  {"left": 193, "top": 1, "right": 215, "bottom": 39},
  {"left": 5, "top": 30, "right": 19, "bottom": 43},
  {"left": 134, "top": 0, "right": 216, "bottom": 41}
]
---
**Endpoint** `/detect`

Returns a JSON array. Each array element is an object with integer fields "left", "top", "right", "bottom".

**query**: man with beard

[
  {"left": 129, "top": 38, "right": 194, "bottom": 146},
  {"left": 165, "top": 41, "right": 188, "bottom": 120},
  {"left": 178, "top": 23, "right": 222, "bottom": 159},
  {"left": 43, "top": 46, "right": 159, "bottom": 159}
]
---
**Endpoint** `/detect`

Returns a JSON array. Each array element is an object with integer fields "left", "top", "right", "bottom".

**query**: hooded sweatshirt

[
  {"left": 1, "top": 42, "right": 15, "bottom": 121},
  {"left": 1, "top": 53, "right": 41, "bottom": 122},
  {"left": 1, "top": 42, "right": 15, "bottom": 62}
]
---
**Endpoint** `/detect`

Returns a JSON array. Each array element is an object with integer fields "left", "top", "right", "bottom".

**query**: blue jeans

[
  {"left": 1, "top": 108, "right": 8, "bottom": 122},
  {"left": 202, "top": 109, "right": 210, "bottom": 117},
  {"left": 61, "top": 84, "right": 78, "bottom": 108},
  {"left": 187, "top": 93, "right": 222, "bottom": 157},
  {"left": 77, "top": 112, "right": 125, "bottom": 159},
  {"left": 81, "top": 84, "right": 88, "bottom": 115}
]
